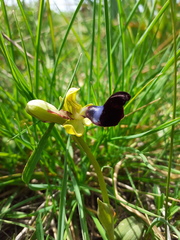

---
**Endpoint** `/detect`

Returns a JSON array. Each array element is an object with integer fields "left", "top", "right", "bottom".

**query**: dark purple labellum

[{"left": 85, "top": 92, "right": 131, "bottom": 127}]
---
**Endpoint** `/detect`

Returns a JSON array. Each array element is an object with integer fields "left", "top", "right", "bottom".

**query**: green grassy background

[{"left": 0, "top": 0, "right": 179, "bottom": 239}]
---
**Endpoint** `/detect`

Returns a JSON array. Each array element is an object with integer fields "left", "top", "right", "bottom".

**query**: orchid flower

[
  {"left": 26, "top": 88, "right": 91, "bottom": 137},
  {"left": 26, "top": 88, "right": 131, "bottom": 137}
]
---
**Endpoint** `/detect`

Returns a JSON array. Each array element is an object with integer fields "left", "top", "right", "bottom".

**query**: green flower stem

[{"left": 73, "top": 136, "right": 110, "bottom": 204}]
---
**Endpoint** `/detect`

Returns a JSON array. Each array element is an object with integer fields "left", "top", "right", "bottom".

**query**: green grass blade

[
  {"left": 1, "top": 0, "right": 15, "bottom": 60},
  {"left": 34, "top": 0, "right": 45, "bottom": 97},
  {"left": 50, "top": 0, "right": 84, "bottom": 98},
  {"left": 57, "top": 136, "right": 70, "bottom": 240},
  {"left": 13, "top": 11, "right": 33, "bottom": 91},
  {"left": 22, "top": 123, "right": 55, "bottom": 184},
  {"left": 16, "top": 0, "right": 35, "bottom": 47},
  {"left": 104, "top": 0, "right": 112, "bottom": 94},
  {"left": 46, "top": 0, "right": 56, "bottom": 63},
  {"left": 111, "top": 117, "right": 180, "bottom": 140},
  {"left": 136, "top": 1, "right": 170, "bottom": 47},
  {"left": 0, "top": 33, "right": 34, "bottom": 100},
  {"left": 70, "top": 170, "right": 90, "bottom": 240},
  {"left": 88, "top": 0, "right": 96, "bottom": 102},
  {"left": 165, "top": 1, "right": 178, "bottom": 239},
  {"left": 36, "top": 213, "right": 45, "bottom": 240}
]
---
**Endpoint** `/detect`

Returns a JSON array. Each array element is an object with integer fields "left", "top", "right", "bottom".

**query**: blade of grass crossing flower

[
  {"left": 50, "top": 0, "right": 84, "bottom": 99},
  {"left": 57, "top": 136, "right": 70, "bottom": 240},
  {"left": 34, "top": 0, "right": 44, "bottom": 97}
]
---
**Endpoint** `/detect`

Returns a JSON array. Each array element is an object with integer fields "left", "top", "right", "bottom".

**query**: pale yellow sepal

[{"left": 26, "top": 100, "right": 66, "bottom": 125}]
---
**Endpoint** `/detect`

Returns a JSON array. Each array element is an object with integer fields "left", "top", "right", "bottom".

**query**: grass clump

[{"left": 0, "top": 0, "right": 179, "bottom": 239}]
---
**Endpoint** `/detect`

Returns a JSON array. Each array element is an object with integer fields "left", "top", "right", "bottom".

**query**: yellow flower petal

[
  {"left": 63, "top": 119, "right": 84, "bottom": 137},
  {"left": 63, "top": 88, "right": 82, "bottom": 114}
]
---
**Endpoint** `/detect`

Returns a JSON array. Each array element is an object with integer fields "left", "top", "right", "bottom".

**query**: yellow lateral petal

[
  {"left": 63, "top": 119, "right": 84, "bottom": 137},
  {"left": 63, "top": 88, "right": 82, "bottom": 113}
]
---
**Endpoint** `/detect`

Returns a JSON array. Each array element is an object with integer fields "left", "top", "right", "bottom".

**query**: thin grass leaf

[
  {"left": 0, "top": 219, "right": 35, "bottom": 230},
  {"left": 57, "top": 136, "right": 70, "bottom": 240},
  {"left": 70, "top": 170, "right": 90, "bottom": 240},
  {"left": 46, "top": 0, "right": 56, "bottom": 62},
  {"left": 117, "top": 0, "right": 125, "bottom": 90},
  {"left": 0, "top": 33, "right": 34, "bottom": 100},
  {"left": 90, "top": 211, "right": 108, "bottom": 240},
  {"left": 136, "top": 1, "right": 170, "bottom": 47},
  {"left": 50, "top": 0, "right": 84, "bottom": 98},
  {"left": 88, "top": 0, "right": 96, "bottom": 102},
  {"left": 1, "top": 0, "right": 15, "bottom": 60},
  {"left": 13, "top": 11, "right": 32, "bottom": 91},
  {"left": 165, "top": 2, "right": 178, "bottom": 239},
  {"left": 16, "top": 0, "right": 35, "bottom": 47},
  {"left": 34, "top": 0, "right": 45, "bottom": 97},
  {"left": 36, "top": 213, "right": 45, "bottom": 240},
  {"left": 148, "top": 217, "right": 180, "bottom": 239},
  {"left": 111, "top": 117, "right": 180, "bottom": 140},
  {"left": 104, "top": 0, "right": 112, "bottom": 94},
  {"left": 22, "top": 123, "right": 55, "bottom": 184}
]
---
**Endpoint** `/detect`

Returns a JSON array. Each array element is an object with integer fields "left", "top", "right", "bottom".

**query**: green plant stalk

[
  {"left": 73, "top": 136, "right": 109, "bottom": 204},
  {"left": 73, "top": 136, "right": 115, "bottom": 239},
  {"left": 73, "top": 136, "right": 110, "bottom": 204}
]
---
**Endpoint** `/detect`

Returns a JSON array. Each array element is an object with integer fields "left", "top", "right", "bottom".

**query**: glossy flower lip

[{"left": 85, "top": 91, "right": 131, "bottom": 127}]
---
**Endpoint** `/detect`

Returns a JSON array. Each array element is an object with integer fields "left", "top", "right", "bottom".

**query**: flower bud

[{"left": 26, "top": 100, "right": 70, "bottom": 124}]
